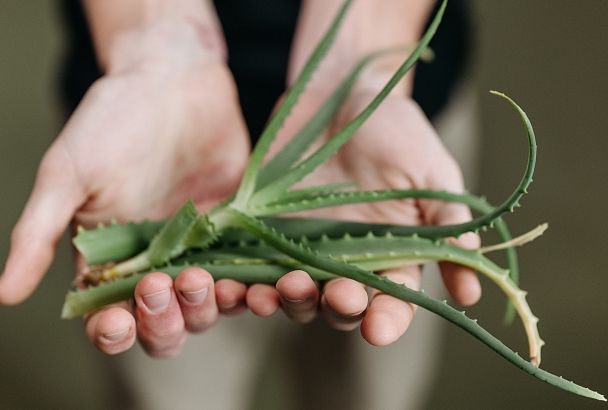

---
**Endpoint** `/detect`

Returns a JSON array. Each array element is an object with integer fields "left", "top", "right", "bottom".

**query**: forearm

[
  {"left": 83, "top": 0, "right": 225, "bottom": 74},
  {"left": 290, "top": 0, "right": 435, "bottom": 95}
]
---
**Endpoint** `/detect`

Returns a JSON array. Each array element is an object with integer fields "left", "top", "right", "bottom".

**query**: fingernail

[
  {"left": 347, "top": 307, "right": 367, "bottom": 318},
  {"left": 101, "top": 327, "right": 129, "bottom": 343},
  {"left": 142, "top": 289, "right": 171, "bottom": 313},
  {"left": 220, "top": 299, "right": 247, "bottom": 311},
  {"left": 221, "top": 301, "right": 237, "bottom": 310},
  {"left": 283, "top": 297, "right": 305, "bottom": 304},
  {"left": 179, "top": 287, "right": 208, "bottom": 305}
]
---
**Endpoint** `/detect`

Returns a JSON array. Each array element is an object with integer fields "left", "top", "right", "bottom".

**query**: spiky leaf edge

[{"left": 228, "top": 209, "right": 604, "bottom": 402}]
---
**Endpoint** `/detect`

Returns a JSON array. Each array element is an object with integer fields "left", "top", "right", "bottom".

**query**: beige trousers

[{"left": 118, "top": 83, "right": 480, "bottom": 410}]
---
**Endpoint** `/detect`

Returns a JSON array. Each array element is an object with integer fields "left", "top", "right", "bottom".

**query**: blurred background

[{"left": 0, "top": 1, "right": 606, "bottom": 409}]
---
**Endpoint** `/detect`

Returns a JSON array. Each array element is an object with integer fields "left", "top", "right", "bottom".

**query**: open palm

[
  {"left": 0, "top": 63, "right": 250, "bottom": 356},
  {"left": 245, "top": 89, "right": 481, "bottom": 345}
]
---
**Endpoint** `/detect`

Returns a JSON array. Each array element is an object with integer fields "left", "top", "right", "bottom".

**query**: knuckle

[
  {"left": 141, "top": 316, "right": 185, "bottom": 341},
  {"left": 323, "top": 311, "right": 364, "bottom": 332},
  {"left": 289, "top": 313, "right": 317, "bottom": 324},
  {"left": 144, "top": 334, "right": 187, "bottom": 358},
  {"left": 186, "top": 310, "right": 218, "bottom": 333},
  {"left": 283, "top": 303, "right": 317, "bottom": 323}
]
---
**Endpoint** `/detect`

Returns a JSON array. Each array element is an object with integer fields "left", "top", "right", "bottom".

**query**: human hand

[
  {"left": 242, "top": 84, "right": 481, "bottom": 345},
  {"left": 226, "top": 0, "right": 479, "bottom": 346},
  {"left": 0, "top": 19, "right": 250, "bottom": 356}
]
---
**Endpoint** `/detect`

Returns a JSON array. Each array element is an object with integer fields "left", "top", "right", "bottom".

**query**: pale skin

[{"left": 0, "top": 0, "right": 480, "bottom": 356}]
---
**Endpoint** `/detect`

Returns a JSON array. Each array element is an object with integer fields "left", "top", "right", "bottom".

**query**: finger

[
  {"left": 440, "top": 262, "right": 481, "bottom": 306},
  {"left": 321, "top": 278, "right": 368, "bottom": 331},
  {"left": 434, "top": 203, "right": 482, "bottom": 306},
  {"left": 134, "top": 272, "right": 186, "bottom": 358},
  {"left": 276, "top": 270, "right": 319, "bottom": 323},
  {"left": 246, "top": 284, "right": 280, "bottom": 317},
  {"left": 215, "top": 279, "right": 247, "bottom": 315},
  {"left": 0, "top": 146, "right": 85, "bottom": 304},
  {"left": 174, "top": 268, "right": 218, "bottom": 333},
  {"left": 85, "top": 304, "right": 136, "bottom": 355},
  {"left": 361, "top": 266, "right": 421, "bottom": 346},
  {"left": 422, "top": 152, "right": 479, "bottom": 240},
  {"left": 423, "top": 153, "right": 482, "bottom": 306}
]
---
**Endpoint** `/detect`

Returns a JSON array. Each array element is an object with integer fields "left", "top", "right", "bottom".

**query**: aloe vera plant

[{"left": 62, "top": 0, "right": 604, "bottom": 402}]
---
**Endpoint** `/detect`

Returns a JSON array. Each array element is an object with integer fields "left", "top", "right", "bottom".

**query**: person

[{"left": 0, "top": 0, "right": 480, "bottom": 408}]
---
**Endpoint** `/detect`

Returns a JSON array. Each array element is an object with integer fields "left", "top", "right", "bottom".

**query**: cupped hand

[
  {"left": 0, "top": 46, "right": 250, "bottom": 356},
  {"left": 244, "top": 87, "right": 482, "bottom": 346}
]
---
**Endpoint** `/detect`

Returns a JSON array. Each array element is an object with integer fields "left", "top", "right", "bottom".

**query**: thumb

[{"left": 0, "top": 145, "right": 85, "bottom": 304}]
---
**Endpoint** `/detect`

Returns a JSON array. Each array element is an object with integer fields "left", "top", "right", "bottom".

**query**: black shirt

[{"left": 59, "top": 0, "right": 471, "bottom": 140}]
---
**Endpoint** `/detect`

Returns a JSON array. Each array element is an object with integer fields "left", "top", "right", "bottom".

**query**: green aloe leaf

[
  {"left": 234, "top": 0, "right": 354, "bottom": 206},
  {"left": 73, "top": 220, "right": 163, "bottom": 266},
  {"left": 257, "top": 48, "right": 416, "bottom": 189},
  {"left": 228, "top": 208, "right": 604, "bottom": 402},
  {"left": 249, "top": 0, "right": 447, "bottom": 207},
  {"left": 147, "top": 200, "right": 199, "bottom": 266},
  {"left": 265, "top": 182, "right": 357, "bottom": 204}
]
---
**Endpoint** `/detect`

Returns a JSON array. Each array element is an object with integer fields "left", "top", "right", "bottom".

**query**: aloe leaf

[
  {"left": 265, "top": 204, "right": 520, "bottom": 326},
  {"left": 78, "top": 201, "right": 201, "bottom": 284},
  {"left": 224, "top": 216, "right": 543, "bottom": 365},
  {"left": 228, "top": 208, "right": 604, "bottom": 401},
  {"left": 257, "top": 48, "right": 410, "bottom": 189},
  {"left": 62, "top": 264, "right": 335, "bottom": 320},
  {"left": 65, "top": 221, "right": 559, "bottom": 393},
  {"left": 183, "top": 214, "right": 219, "bottom": 248},
  {"left": 89, "top": 205, "right": 238, "bottom": 284},
  {"left": 177, "top": 230, "right": 540, "bottom": 362},
  {"left": 64, "top": 231, "right": 524, "bottom": 325},
  {"left": 265, "top": 182, "right": 357, "bottom": 205},
  {"left": 254, "top": 188, "right": 486, "bottom": 221},
  {"left": 254, "top": 86, "right": 537, "bottom": 325},
  {"left": 479, "top": 223, "right": 548, "bottom": 254},
  {"left": 66, "top": 227, "right": 540, "bottom": 363},
  {"left": 73, "top": 206, "right": 520, "bottom": 284},
  {"left": 72, "top": 215, "right": 424, "bottom": 265},
  {"left": 74, "top": 220, "right": 163, "bottom": 265},
  {"left": 72, "top": 190, "right": 522, "bottom": 324},
  {"left": 147, "top": 200, "right": 199, "bottom": 266},
  {"left": 255, "top": 186, "right": 521, "bottom": 323},
  {"left": 249, "top": 0, "right": 448, "bottom": 207},
  {"left": 253, "top": 90, "right": 535, "bottom": 241},
  {"left": 234, "top": 0, "right": 354, "bottom": 206}
]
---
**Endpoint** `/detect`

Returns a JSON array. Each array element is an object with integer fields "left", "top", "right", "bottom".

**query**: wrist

[
  {"left": 105, "top": 18, "right": 226, "bottom": 76},
  {"left": 289, "top": 0, "right": 434, "bottom": 96},
  {"left": 84, "top": 0, "right": 226, "bottom": 74}
]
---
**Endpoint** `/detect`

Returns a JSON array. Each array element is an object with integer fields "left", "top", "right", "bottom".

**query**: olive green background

[{"left": 0, "top": 1, "right": 606, "bottom": 409}]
